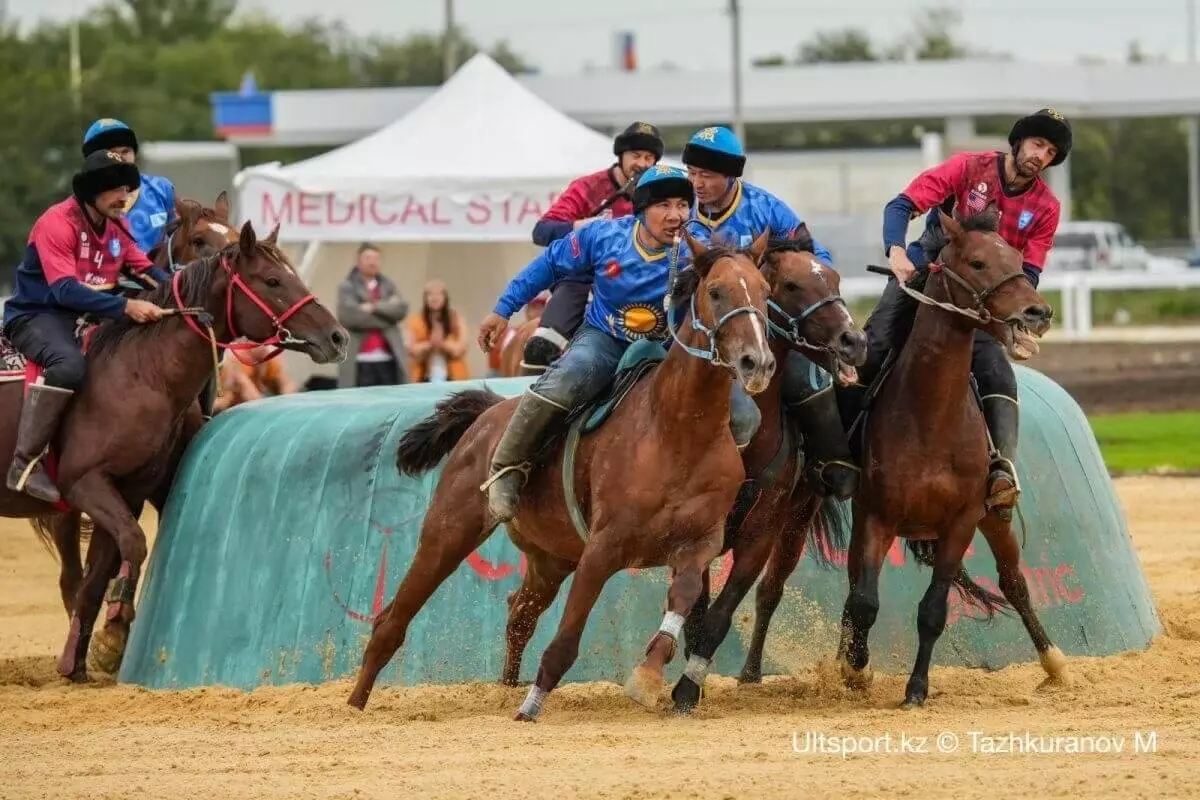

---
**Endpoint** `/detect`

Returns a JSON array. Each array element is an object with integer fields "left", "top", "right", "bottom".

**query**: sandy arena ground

[{"left": 2, "top": 476, "right": 1198, "bottom": 799}]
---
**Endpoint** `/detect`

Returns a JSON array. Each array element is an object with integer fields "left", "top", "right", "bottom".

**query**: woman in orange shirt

[{"left": 405, "top": 280, "right": 470, "bottom": 383}]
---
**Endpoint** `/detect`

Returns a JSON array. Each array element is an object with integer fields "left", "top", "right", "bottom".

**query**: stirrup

[
  {"left": 985, "top": 457, "right": 1020, "bottom": 515},
  {"left": 479, "top": 463, "right": 531, "bottom": 493}
]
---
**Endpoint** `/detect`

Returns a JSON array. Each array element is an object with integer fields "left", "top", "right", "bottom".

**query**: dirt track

[
  {"left": 1031, "top": 339, "right": 1199, "bottom": 414},
  {"left": 2, "top": 477, "right": 1198, "bottom": 799}
]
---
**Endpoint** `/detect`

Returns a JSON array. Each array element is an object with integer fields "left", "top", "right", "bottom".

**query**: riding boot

[
  {"left": 480, "top": 391, "right": 567, "bottom": 522},
  {"left": 6, "top": 383, "right": 74, "bottom": 504},
  {"left": 521, "top": 329, "right": 567, "bottom": 374},
  {"left": 199, "top": 375, "right": 216, "bottom": 421},
  {"left": 981, "top": 395, "right": 1021, "bottom": 520},
  {"left": 788, "top": 387, "right": 859, "bottom": 501}
]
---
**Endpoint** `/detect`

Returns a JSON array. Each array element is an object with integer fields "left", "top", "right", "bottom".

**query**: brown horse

[
  {"left": 347, "top": 232, "right": 777, "bottom": 719},
  {"left": 29, "top": 192, "right": 244, "bottom": 674},
  {"left": 0, "top": 219, "right": 348, "bottom": 683},
  {"left": 665, "top": 238, "right": 867, "bottom": 712},
  {"left": 834, "top": 208, "right": 1062, "bottom": 707},
  {"left": 493, "top": 291, "right": 551, "bottom": 377}
]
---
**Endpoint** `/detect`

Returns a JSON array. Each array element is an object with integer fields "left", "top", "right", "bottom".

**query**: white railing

[{"left": 838, "top": 269, "right": 1200, "bottom": 339}]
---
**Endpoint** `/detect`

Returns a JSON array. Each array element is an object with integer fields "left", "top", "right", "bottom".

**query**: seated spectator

[{"left": 405, "top": 279, "right": 470, "bottom": 383}]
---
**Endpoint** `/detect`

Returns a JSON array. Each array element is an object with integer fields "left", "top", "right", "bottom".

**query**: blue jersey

[
  {"left": 691, "top": 180, "right": 833, "bottom": 264},
  {"left": 123, "top": 173, "right": 176, "bottom": 254},
  {"left": 495, "top": 216, "right": 686, "bottom": 343}
]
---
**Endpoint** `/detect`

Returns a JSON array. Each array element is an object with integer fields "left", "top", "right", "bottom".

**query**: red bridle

[{"left": 172, "top": 255, "right": 317, "bottom": 365}]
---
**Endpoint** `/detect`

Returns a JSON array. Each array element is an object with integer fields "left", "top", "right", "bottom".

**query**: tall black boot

[
  {"left": 6, "top": 383, "right": 74, "bottom": 504},
  {"left": 981, "top": 395, "right": 1021, "bottom": 520},
  {"left": 480, "top": 391, "right": 567, "bottom": 522},
  {"left": 789, "top": 387, "right": 859, "bottom": 500}
]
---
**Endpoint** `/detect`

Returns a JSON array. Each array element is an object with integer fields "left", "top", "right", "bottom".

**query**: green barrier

[{"left": 120, "top": 367, "right": 1161, "bottom": 690}]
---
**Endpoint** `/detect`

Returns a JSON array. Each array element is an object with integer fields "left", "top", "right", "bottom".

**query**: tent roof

[{"left": 235, "top": 53, "right": 623, "bottom": 195}]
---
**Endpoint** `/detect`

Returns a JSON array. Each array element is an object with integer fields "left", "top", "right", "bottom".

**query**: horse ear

[
  {"left": 682, "top": 228, "right": 712, "bottom": 276},
  {"left": 239, "top": 220, "right": 257, "bottom": 254},
  {"left": 176, "top": 198, "right": 201, "bottom": 227},
  {"left": 214, "top": 191, "right": 231, "bottom": 221},
  {"left": 938, "top": 209, "right": 965, "bottom": 242},
  {"left": 747, "top": 228, "right": 770, "bottom": 264},
  {"left": 265, "top": 223, "right": 280, "bottom": 245}
]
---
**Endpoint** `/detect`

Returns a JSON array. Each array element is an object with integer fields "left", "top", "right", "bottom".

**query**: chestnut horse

[
  {"left": 348, "top": 232, "right": 776, "bottom": 719},
  {"left": 665, "top": 238, "right": 867, "bottom": 712},
  {"left": 834, "top": 208, "right": 1063, "bottom": 707},
  {"left": 0, "top": 220, "right": 348, "bottom": 683},
  {"left": 27, "top": 192, "right": 244, "bottom": 674}
]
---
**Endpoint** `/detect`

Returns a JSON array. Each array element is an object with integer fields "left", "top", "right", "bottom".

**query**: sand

[{"left": 2, "top": 476, "right": 1198, "bottom": 799}]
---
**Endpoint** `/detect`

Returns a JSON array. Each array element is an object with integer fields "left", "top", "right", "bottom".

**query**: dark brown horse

[
  {"left": 1, "top": 219, "right": 348, "bottom": 683},
  {"left": 665, "top": 238, "right": 867, "bottom": 712},
  {"left": 29, "top": 192, "right": 243, "bottom": 674},
  {"left": 834, "top": 209, "right": 1063, "bottom": 707},
  {"left": 347, "top": 232, "right": 777, "bottom": 719}
]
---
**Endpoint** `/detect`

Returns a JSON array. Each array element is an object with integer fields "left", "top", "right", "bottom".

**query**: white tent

[
  {"left": 232, "top": 54, "right": 647, "bottom": 383},
  {"left": 234, "top": 53, "right": 624, "bottom": 244}
]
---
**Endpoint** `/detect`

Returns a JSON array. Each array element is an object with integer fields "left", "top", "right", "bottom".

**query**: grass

[{"left": 1088, "top": 411, "right": 1200, "bottom": 474}]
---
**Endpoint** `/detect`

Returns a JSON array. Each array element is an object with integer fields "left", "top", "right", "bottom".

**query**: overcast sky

[{"left": 6, "top": 0, "right": 1198, "bottom": 74}]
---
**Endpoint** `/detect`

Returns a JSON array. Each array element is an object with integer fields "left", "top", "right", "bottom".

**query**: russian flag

[{"left": 617, "top": 31, "right": 636, "bottom": 71}]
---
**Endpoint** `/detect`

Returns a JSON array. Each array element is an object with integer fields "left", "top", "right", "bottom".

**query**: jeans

[{"left": 4, "top": 312, "right": 85, "bottom": 390}]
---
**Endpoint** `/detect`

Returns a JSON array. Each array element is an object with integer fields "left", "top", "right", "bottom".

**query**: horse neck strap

[{"left": 663, "top": 240, "right": 764, "bottom": 365}]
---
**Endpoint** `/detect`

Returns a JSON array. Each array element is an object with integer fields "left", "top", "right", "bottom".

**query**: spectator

[
  {"left": 336, "top": 243, "right": 410, "bottom": 388},
  {"left": 211, "top": 345, "right": 297, "bottom": 413},
  {"left": 405, "top": 279, "right": 470, "bottom": 383}
]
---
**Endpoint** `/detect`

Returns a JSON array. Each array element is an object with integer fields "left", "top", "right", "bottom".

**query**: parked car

[{"left": 1045, "top": 221, "right": 1150, "bottom": 272}]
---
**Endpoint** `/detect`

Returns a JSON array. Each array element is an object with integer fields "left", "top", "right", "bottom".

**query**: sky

[{"left": 4, "top": 0, "right": 1198, "bottom": 74}]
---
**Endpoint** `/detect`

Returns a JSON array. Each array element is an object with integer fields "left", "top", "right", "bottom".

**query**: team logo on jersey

[
  {"left": 967, "top": 181, "right": 989, "bottom": 213},
  {"left": 1017, "top": 210, "right": 1034, "bottom": 230},
  {"left": 108, "top": 238, "right": 121, "bottom": 258},
  {"left": 570, "top": 233, "right": 581, "bottom": 259},
  {"left": 604, "top": 260, "right": 621, "bottom": 278},
  {"left": 739, "top": 234, "right": 752, "bottom": 247},
  {"left": 150, "top": 211, "right": 168, "bottom": 227},
  {"left": 610, "top": 303, "right": 667, "bottom": 340}
]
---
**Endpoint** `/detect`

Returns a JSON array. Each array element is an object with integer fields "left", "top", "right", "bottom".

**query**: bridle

[
  {"left": 901, "top": 240, "right": 1031, "bottom": 326},
  {"left": 764, "top": 256, "right": 849, "bottom": 352}
]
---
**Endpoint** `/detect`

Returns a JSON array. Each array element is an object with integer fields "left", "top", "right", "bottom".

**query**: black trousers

[
  {"left": 356, "top": 359, "right": 401, "bottom": 387},
  {"left": 536, "top": 279, "right": 592, "bottom": 340},
  {"left": 4, "top": 313, "right": 86, "bottom": 390}
]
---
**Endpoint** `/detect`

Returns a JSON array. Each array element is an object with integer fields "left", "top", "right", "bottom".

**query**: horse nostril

[
  {"left": 331, "top": 329, "right": 347, "bottom": 347},
  {"left": 739, "top": 354, "right": 759, "bottom": 374},
  {"left": 1024, "top": 305, "right": 1053, "bottom": 322}
]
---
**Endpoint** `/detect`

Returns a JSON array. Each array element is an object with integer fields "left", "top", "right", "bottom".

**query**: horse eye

[
  {"left": 783, "top": 281, "right": 799, "bottom": 292},
  {"left": 969, "top": 260, "right": 986, "bottom": 270},
  {"left": 707, "top": 287, "right": 721, "bottom": 301},
  {"left": 266, "top": 276, "right": 281, "bottom": 288}
]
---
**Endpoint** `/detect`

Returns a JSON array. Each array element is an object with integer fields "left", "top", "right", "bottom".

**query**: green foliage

[{"left": 1089, "top": 411, "right": 1200, "bottom": 473}]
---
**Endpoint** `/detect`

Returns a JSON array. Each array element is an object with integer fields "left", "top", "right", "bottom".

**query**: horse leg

[
  {"left": 625, "top": 528, "right": 723, "bottom": 712},
  {"left": 515, "top": 548, "right": 619, "bottom": 722},
  {"left": 500, "top": 548, "right": 576, "bottom": 686},
  {"left": 902, "top": 513, "right": 975, "bottom": 708},
  {"left": 57, "top": 528, "right": 121, "bottom": 682},
  {"left": 348, "top": 483, "right": 492, "bottom": 710},
  {"left": 680, "top": 567, "right": 710, "bottom": 661},
  {"left": 977, "top": 513, "right": 1069, "bottom": 687},
  {"left": 51, "top": 512, "right": 84, "bottom": 617},
  {"left": 673, "top": 525, "right": 778, "bottom": 713},
  {"left": 837, "top": 508, "right": 894, "bottom": 691},
  {"left": 89, "top": 505, "right": 147, "bottom": 675},
  {"left": 740, "top": 496, "right": 817, "bottom": 684}
]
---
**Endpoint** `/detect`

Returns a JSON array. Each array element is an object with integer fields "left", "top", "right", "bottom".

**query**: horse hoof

[
  {"left": 1038, "top": 646, "right": 1069, "bottom": 683},
  {"left": 737, "top": 669, "right": 762, "bottom": 685},
  {"left": 88, "top": 628, "right": 127, "bottom": 676},
  {"left": 670, "top": 677, "right": 702, "bottom": 714},
  {"left": 840, "top": 658, "right": 873, "bottom": 691},
  {"left": 624, "top": 666, "right": 664, "bottom": 711},
  {"left": 513, "top": 712, "right": 537, "bottom": 723},
  {"left": 900, "top": 696, "right": 926, "bottom": 709}
]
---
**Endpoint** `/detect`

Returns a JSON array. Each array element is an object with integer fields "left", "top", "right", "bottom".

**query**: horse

[
  {"left": 833, "top": 208, "right": 1062, "bottom": 707},
  {"left": 664, "top": 238, "right": 867, "bottom": 713},
  {"left": 493, "top": 291, "right": 551, "bottom": 377},
  {"left": 0, "top": 219, "right": 348, "bottom": 683},
  {"left": 347, "top": 231, "right": 777, "bottom": 719},
  {"left": 27, "top": 192, "right": 242, "bottom": 675}
]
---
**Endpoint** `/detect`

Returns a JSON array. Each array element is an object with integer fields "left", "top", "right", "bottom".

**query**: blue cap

[
  {"left": 682, "top": 126, "right": 746, "bottom": 177},
  {"left": 633, "top": 165, "right": 695, "bottom": 214},
  {"left": 82, "top": 118, "right": 138, "bottom": 157}
]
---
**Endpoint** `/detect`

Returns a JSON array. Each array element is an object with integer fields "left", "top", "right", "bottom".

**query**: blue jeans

[{"left": 532, "top": 325, "right": 761, "bottom": 447}]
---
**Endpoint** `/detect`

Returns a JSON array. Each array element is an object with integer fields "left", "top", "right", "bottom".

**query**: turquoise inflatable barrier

[{"left": 120, "top": 367, "right": 1161, "bottom": 690}]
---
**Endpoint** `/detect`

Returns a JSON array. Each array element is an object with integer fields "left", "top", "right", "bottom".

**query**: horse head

[
  {"left": 759, "top": 237, "right": 867, "bottom": 386},
  {"left": 934, "top": 206, "right": 1053, "bottom": 360},
  {"left": 681, "top": 229, "right": 776, "bottom": 394},
  {"left": 155, "top": 191, "right": 240, "bottom": 270},
  {"left": 211, "top": 221, "right": 348, "bottom": 365}
]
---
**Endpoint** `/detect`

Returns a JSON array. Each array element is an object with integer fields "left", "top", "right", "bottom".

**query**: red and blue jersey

[
  {"left": 532, "top": 167, "right": 634, "bottom": 247},
  {"left": 3, "top": 198, "right": 170, "bottom": 326},
  {"left": 884, "top": 150, "right": 1061, "bottom": 283}
]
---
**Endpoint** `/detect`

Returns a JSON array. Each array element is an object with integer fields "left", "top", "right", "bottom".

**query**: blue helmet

[
  {"left": 681, "top": 126, "right": 746, "bottom": 178},
  {"left": 632, "top": 164, "right": 695, "bottom": 214},
  {"left": 82, "top": 118, "right": 138, "bottom": 157}
]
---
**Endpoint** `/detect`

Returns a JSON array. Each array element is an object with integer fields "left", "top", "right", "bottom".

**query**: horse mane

[
  {"left": 669, "top": 242, "right": 755, "bottom": 305},
  {"left": 958, "top": 206, "right": 1000, "bottom": 234},
  {"left": 764, "top": 236, "right": 815, "bottom": 257},
  {"left": 86, "top": 243, "right": 236, "bottom": 363}
]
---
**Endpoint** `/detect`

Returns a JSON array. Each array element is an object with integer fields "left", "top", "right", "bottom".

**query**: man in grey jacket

[{"left": 336, "top": 243, "right": 410, "bottom": 388}]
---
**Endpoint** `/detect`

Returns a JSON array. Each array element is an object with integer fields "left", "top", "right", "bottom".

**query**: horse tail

[
  {"left": 27, "top": 513, "right": 60, "bottom": 559},
  {"left": 806, "top": 497, "right": 850, "bottom": 570},
  {"left": 905, "top": 540, "right": 1010, "bottom": 619},
  {"left": 395, "top": 388, "right": 505, "bottom": 476},
  {"left": 27, "top": 511, "right": 84, "bottom": 561}
]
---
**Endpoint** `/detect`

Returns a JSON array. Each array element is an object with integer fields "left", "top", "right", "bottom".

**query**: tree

[{"left": 797, "top": 29, "right": 879, "bottom": 63}]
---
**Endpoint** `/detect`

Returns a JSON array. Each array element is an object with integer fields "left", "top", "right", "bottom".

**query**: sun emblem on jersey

[{"left": 608, "top": 303, "right": 667, "bottom": 340}]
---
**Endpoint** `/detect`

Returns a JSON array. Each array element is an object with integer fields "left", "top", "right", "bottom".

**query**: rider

[
  {"left": 861, "top": 107, "right": 1069, "bottom": 519},
  {"left": 682, "top": 125, "right": 857, "bottom": 500},
  {"left": 477, "top": 165, "right": 699, "bottom": 522},
  {"left": 522, "top": 122, "right": 666, "bottom": 373},
  {"left": 3, "top": 150, "right": 170, "bottom": 503}
]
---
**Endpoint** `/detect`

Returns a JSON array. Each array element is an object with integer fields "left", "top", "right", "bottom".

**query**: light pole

[
  {"left": 443, "top": 0, "right": 457, "bottom": 82},
  {"left": 729, "top": 0, "right": 745, "bottom": 142},
  {"left": 1188, "top": 0, "right": 1199, "bottom": 246}
]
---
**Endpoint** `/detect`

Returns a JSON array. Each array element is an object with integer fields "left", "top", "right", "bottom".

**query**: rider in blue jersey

[
  {"left": 82, "top": 118, "right": 177, "bottom": 259},
  {"left": 476, "top": 166, "right": 760, "bottom": 522},
  {"left": 682, "top": 126, "right": 857, "bottom": 500}
]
